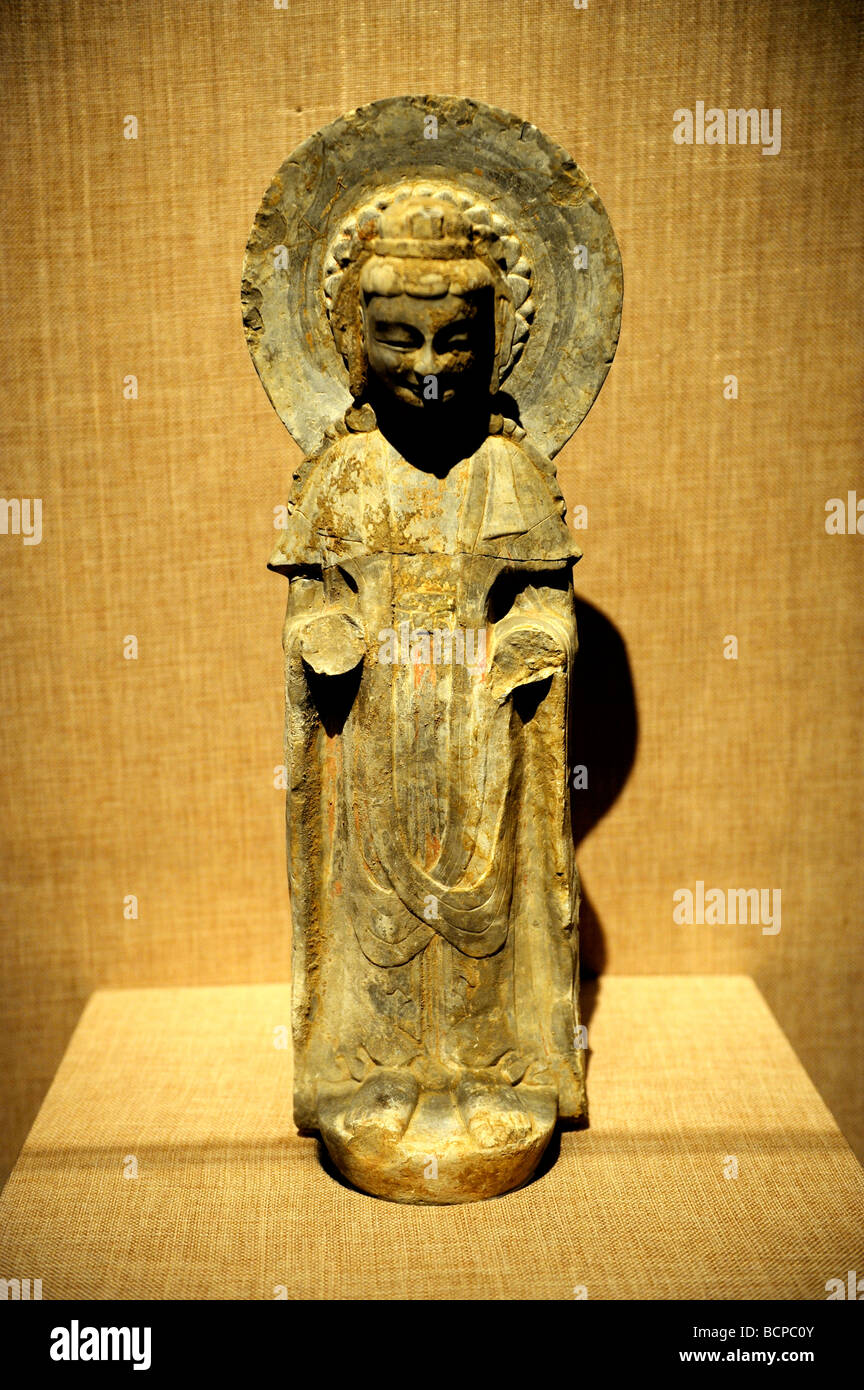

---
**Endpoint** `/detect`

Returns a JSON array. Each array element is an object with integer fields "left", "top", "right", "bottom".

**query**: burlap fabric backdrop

[{"left": 1, "top": 0, "right": 861, "bottom": 1186}]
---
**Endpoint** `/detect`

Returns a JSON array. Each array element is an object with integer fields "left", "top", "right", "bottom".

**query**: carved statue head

[
  {"left": 244, "top": 97, "right": 623, "bottom": 461},
  {"left": 326, "top": 189, "right": 533, "bottom": 422}
]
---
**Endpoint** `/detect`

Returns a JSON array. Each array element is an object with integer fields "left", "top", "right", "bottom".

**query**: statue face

[{"left": 363, "top": 287, "right": 494, "bottom": 408}]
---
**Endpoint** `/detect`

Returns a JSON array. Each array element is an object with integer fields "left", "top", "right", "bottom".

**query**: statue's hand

[
  {"left": 488, "top": 614, "right": 569, "bottom": 703},
  {"left": 296, "top": 611, "right": 365, "bottom": 677}
]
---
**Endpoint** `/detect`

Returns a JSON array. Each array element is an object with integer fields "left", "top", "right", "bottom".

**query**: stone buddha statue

[{"left": 243, "top": 97, "right": 622, "bottom": 1202}]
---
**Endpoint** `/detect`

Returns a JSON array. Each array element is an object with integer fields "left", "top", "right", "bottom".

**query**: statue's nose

[{"left": 415, "top": 342, "right": 438, "bottom": 376}]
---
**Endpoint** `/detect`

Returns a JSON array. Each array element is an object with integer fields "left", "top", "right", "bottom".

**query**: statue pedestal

[
  {"left": 318, "top": 1079, "right": 558, "bottom": 1205},
  {"left": 1, "top": 977, "right": 861, "bottom": 1299}
]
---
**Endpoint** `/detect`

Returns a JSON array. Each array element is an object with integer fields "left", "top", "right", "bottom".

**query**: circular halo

[{"left": 242, "top": 95, "right": 622, "bottom": 460}]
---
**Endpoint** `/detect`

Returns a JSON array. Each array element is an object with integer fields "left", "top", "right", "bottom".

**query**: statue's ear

[
  {"left": 331, "top": 264, "right": 367, "bottom": 400},
  {"left": 492, "top": 284, "right": 516, "bottom": 395}
]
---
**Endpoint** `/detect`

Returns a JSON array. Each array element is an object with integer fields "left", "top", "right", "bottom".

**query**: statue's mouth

[{"left": 394, "top": 379, "right": 461, "bottom": 406}]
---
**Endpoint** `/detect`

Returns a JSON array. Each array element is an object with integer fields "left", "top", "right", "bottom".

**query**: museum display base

[{"left": 1, "top": 976, "right": 861, "bottom": 1300}]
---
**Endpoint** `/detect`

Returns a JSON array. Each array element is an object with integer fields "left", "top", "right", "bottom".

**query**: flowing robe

[{"left": 269, "top": 425, "right": 586, "bottom": 1130}]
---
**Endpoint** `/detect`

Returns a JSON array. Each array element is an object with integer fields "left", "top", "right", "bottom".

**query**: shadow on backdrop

[{"left": 570, "top": 595, "right": 639, "bottom": 1034}]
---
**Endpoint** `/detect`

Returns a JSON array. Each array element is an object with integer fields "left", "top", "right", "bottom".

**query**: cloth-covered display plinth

[{"left": 0, "top": 976, "right": 861, "bottom": 1300}]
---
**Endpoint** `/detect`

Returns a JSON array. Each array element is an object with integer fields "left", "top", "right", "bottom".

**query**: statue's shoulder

[
  {"left": 484, "top": 427, "right": 559, "bottom": 492},
  {"left": 268, "top": 427, "right": 389, "bottom": 572},
  {"left": 299, "top": 425, "right": 388, "bottom": 500},
  {"left": 477, "top": 430, "right": 579, "bottom": 561}
]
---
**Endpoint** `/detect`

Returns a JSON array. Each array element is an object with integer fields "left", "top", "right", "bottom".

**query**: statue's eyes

[
  {"left": 435, "top": 323, "right": 474, "bottom": 352},
  {"left": 374, "top": 324, "right": 423, "bottom": 349}
]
